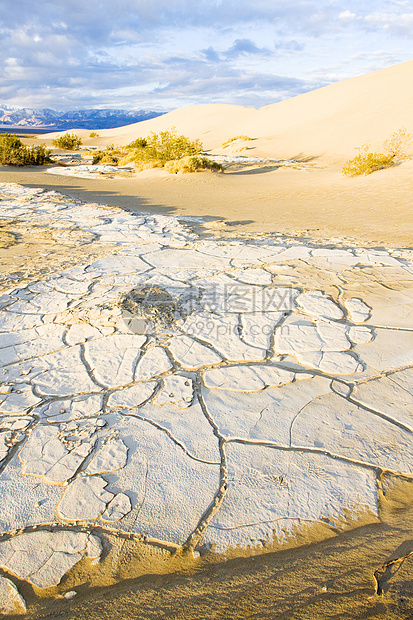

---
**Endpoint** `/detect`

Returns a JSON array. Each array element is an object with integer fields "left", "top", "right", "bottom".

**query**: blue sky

[{"left": 1, "top": 0, "right": 412, "bottom": 111}]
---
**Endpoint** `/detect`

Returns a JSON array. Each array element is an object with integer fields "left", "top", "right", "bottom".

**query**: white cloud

[
  {"left": 364, "top": 11, "right": 413, "bottom": 35},
  {"left": 0, "top": 0, "right": 412, "bottom": 110},
  {"left": 338, "top": 10, "right": 357, "bottom": 21}
]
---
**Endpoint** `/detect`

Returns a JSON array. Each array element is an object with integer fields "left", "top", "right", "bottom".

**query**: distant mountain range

[{"left": 0, "top": 105, "right": 165, "bottom": 130}]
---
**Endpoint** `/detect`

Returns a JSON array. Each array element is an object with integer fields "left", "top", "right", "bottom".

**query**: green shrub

[
  {"left": 122, "top": 128, "right": 203, "bottom": 170},
  {"left": 89, "top": 131, "right": 99, "bottom": 138},
  {"left": 92, "top": 152, "right": 119, "bottom": 165},
  {"left": 126, "top": 137, "right": 148, "bottom": 149},
  {"left": 90, "top": 144, "right": 128, "bottom": 165},
  {"left": 52, "top": 132, "right": 82, "bottom": 150},
  {"left": 222, "top": 135, "right": 252, "bottom": 149},
  {"left": 118, "top": 128, "right": 213, "bottom": 173},
  {"left": 164, "top": 155, "right": 224, "bottom": 174},
  {"left": 343, "top": 128, "right": 412, "bottom": 177},
  {"left": 146, "top": 129, "right": 203, "bottom": 161},
  {"left": 0, "top": 133, "right": 51, "bottom": 166}
]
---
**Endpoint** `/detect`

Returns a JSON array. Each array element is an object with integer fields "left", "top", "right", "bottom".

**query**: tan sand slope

[
  {"left": 42, "top": 60, "right": 413, "bottom": 164},
  {"left": 10, "top": 59, "right": 412, "bottom": 248}
]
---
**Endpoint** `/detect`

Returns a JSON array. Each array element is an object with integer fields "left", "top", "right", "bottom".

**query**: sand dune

[
  {"left": 12, "top": 59, "right": 413, "bottom": 247},
  {"left": 43, "top": 60, "right": 413, "bottom": 164}
]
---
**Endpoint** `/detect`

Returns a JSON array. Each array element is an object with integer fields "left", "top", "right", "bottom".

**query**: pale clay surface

[
  {"left": 0, "top": 182, "right": 412, "bottom": 596},
  {"left": 0, "top": 576, "right": 27, "bottom": 615},
  {"left": 0, "top": 530, "right": 101, "bottom": 588}
]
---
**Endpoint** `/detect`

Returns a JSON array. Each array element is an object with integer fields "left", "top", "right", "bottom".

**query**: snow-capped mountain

[{"left": 0, "top": 105, "right": 164, "bottom": 130}]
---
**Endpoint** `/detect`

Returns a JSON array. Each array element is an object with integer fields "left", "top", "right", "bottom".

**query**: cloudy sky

[{"left": 1, "top": 0, "right": 412, "bottom": 112}]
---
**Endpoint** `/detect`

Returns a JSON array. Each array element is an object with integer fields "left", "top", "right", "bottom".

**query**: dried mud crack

[{"left": 0, "top": 181, "right": 412, "bottom": 614}]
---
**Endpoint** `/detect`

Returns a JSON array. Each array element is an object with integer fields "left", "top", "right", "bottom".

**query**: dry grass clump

[
  {"left": 343, "top": 128, "right": 412, "bottom": 177},
  {"left": 89, "top": 131, "right": 99, "bottom": 138},
  {"left": 165, "top": 155, "right": 224, "bottom": 174},
  {"left": 91, "top": 144, "right": 127, "bottom": 165},
  {"left": 121, "top": 128, "right": 202, "bottom": 165},
  {"left": 93, "top": 153, "right": 119, "bottom": 165},
  {"left": 382, "top": 127, "right": 412, "bottom": 158},
  {"left": 342, "top": 148, "right": 395, "bottom": 177},
  {"left": 126, "top": 137, "right": 148, "bottom": 149},
  {"left": 0, "top": 133, "right": 51, "bottom": 166},
  {"left": 119, "top": 128, "right": 217, "bottom": 173},
  {"left": 52, "top": 132, "right": 82, "bottom": 150},
  {"left": 222, "top": 135, "right": 252, "bottom": 149}
]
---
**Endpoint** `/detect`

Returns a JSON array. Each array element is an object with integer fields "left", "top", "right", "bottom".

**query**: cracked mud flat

[{"left": 0, "top": 181, "right": 412, "bottom": 612}]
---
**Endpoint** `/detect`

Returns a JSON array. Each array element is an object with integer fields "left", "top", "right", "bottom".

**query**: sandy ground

[
  {"left": 1, "top": 60, "right": 413, "bottom": 619},
  {"left": 1, "top": 160, "right": 412, "bottom": 249}
]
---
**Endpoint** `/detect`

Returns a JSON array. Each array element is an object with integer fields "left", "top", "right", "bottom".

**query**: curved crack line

[
  {"left": 62, "top": 436, "right": 100, "bottom": 486},
  {"left": 226, "top": 438, "right": 413, "bottom": 479},
  {"left": 267, "top": 310, "right": 291, "bottom": 358},
  {"left": 288, "top": 395, "right": 325, "bottom": 447},
  {"left": 113, "top": 460, "right": 150, "bottom": 573},
  {"left": 210, "top": 516, "right": 331, "bottom": 531},
  {"left": 182, "top": 378, "right": 228, "bottom": 551},
  {"left": 0, "top": 414, "right": 41, "bottom": 476},
  {"left": 115, "top": 410, "right": 220, "bottom": 466},
  {"left": 346, "top": 395, "right": 413, "bottom": 435},
  {"left": 387, "top": 372, "right": 413, "bottom": 396},
  {"left": 248, "top": 407, "right": 266, "bottom": 440},
  {"left": 0, "top": 522, "right": 180, "bottom": 554},
  {"left": 350, "top": 363, "right": 413, "bottom": 387},
  {"left": 79, "top": 343, "right": 112, "bottom": 390},
  {"left": 367, "top": 324, "right": 413, "bottom": 332}
]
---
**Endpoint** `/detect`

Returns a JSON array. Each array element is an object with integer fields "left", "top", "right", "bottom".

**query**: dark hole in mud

[{"left": 120, "top": 286, "right": 178, "bottom": 333}]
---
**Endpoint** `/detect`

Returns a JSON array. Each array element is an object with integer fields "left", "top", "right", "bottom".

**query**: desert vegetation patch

[
  {"left": 52, "top": 132, "right": 83, "bottom": 150},
  {"left": 343, "top": 128, "right": 412, "bottom": 177},
  {"left": 0, "top": 133, "right": 51, "bottom": 166}
]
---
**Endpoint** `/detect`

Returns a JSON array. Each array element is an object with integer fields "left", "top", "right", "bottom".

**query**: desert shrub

[
  {"left": 91, "top": 144, "right": 127, "bottom": 165},
  {"left": 342, "top": 150, "right": 394, "bottom": 177},
  {"left": 164, "top": 155, "right": 224, "bottom": 174},
  {"left": 89, "top": 131, "right": 99, "bottom": 138},
  {"left": 52, "top": 132, "right": 82, "bottom": 150},
  {"left": 382, "top": 127, "right": 412, "bottom": 158},
  {"left": 118, "top": 156, "right": 164, "bottom": 172},
  {"left": 123, "top": 128, "right": 203, "bottom": 169},
  {"left": 100, "top": 154, "right": 119, "bottom": 165},
  {"left": 92, "top": 152, "right": 118, "bottom": 165},
  {"left": 222, "top": 135, "right": 252, "bottom": 149},
  {"left": 343, "top": 129, "right": 412, "bottom": 177},
  {"left": 146, "top": 129, "right": 202, "bottom": 162},
  {"left": 126, "top": 137, "right": 148, "bottom": 149},
  {"left": 0, "top": 133, "right": 51, "bottom": 166},
  {"left": 118, "top": 148, "right": 154, "bottom": 168}
]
